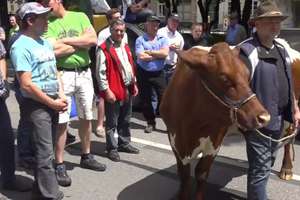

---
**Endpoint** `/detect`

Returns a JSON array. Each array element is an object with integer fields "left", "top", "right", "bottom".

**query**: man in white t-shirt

[{"left": 157, "top": 13, "right": 184, "bottom": 83}]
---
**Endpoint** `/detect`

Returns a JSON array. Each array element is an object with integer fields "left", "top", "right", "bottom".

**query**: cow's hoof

[{"left": 279, "top": 168, "right": 293, "bottom": 181}]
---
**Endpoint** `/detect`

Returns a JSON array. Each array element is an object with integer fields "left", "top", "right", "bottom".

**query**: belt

[{"left": 58, "top": 65, "right": 89, "bottom": 72}]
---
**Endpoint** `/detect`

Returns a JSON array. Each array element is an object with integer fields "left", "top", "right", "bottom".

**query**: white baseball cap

[{"left": 18, "top": 2, "right": 52, "bottom": 20}]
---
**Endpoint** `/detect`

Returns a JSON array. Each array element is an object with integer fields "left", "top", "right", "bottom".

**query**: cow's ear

[
  {"left": 177, "top": 48, "right": 209, "bottom": 70},
  {"left": 232, "top": 46, "right": 240, "bottom": 56}
]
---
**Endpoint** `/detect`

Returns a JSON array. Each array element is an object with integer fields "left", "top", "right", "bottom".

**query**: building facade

[
  {"left": 152, "top": 0, "right": 299, "bottom": 30},
  {"left": 1, "top": 0, "right": 299, "bottom": 31}
]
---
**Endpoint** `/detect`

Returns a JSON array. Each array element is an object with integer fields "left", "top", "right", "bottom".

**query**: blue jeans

[
  {"left": 105, "top": 94, "right": 132, "bottom": 151},
  {"left": 245, "top": 127, "right": 282, "bottom": 200},
  {"left": 23, "top": 98, "right": 59, "bottom": 198},
  {"left": 0, "top": 98, "right": 16, "bottom": 184},
  {"left": 14, "top": 81, "right": 34, "bottom": 159},
  {"left": 164, "top": 64, "right": 175, "bottom": 85},
  {"left": 137, "top": 67, "right": 166, "bottom": 125}
]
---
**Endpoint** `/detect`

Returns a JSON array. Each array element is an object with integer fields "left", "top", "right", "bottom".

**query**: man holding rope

[{"left": 239, "top": 1, "right": 300, "bottom": 200}]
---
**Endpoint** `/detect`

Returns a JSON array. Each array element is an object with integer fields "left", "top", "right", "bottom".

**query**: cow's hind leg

[
  {"left": 194, "top": 156, "right": 214, "bottom": 200},
  {"left": 174, "top": 155, "right": 192, "bottom": 200},
  {"left": 279, "top": 144, "right": 293, "bottom": 180}
]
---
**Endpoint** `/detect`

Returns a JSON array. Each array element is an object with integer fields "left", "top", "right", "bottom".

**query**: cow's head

[{"left": 177, "top": 42, "right": 270, "bottom": 130}]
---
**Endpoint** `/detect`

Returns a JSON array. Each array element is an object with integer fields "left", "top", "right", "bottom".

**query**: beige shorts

[{"left": 58, "top": 68, "right": 95, "bottom": 124}]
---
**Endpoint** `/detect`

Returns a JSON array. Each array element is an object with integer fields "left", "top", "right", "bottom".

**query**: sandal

[{"left": 95, "top": 127, "right": 105, "bottom": 138}]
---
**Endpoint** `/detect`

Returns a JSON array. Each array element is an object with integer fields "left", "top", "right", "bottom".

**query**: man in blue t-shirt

[
  {"left": 135, "top": 15, "right": 169, "bottom": 133},
  {"left": 10, "top": 2, "right": 67, "bottom": 199}
]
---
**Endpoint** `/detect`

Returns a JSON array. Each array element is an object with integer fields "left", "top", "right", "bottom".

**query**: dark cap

[
  {"left": 146, "top": 15, "right": 160, "bottom": 23},
  {"left": 168, "top": 13, "right": 180, "bottom": 21},
  {"left": 252, "top": 0, "right": 288, "bottom": 21},
  {"left": 18, "top": 2, "right": 52, "bottom": 20}
]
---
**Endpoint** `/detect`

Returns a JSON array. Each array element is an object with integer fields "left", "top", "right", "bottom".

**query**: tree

[
  {"left": 196, "top": 0, "right": 214, "bottom": 32},
  {"left": 163, "top": 0, "right": 181, "bottom": 18},
  {"left": 241, "top": 0, "right": 254, "bottom": 31},
  {"left": 0, "top": 0, "right": 9, "bottom": 30},
  {"left": 230, "top": 0, "right": 241, "bottom": 17},
  {"left": 197, "top": 0, "right": 212, "bottom": 24},
  {"left": 162, "top": 0, "right": 254, "bottom": 32}
]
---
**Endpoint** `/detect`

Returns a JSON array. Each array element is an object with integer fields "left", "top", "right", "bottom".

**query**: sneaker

[
  {"left": 107, "top": 150, "right": 120, "bottom": 162},
  {"left": 144, "top": 124, "right": 155, "bottom": 133},
  {"left": 118, "top": 144, "right": 140, "bottom": 154},
  {"left": 55, "top": 164, "right": 72, "bottom": 187},
  {"left": 80, "top": 154, "right": 106, "bottom": 171},
  {"left": 95, "top": 126, "right": 105, "bottom": 138}
]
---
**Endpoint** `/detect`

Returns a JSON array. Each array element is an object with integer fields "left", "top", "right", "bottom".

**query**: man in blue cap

[{"left": 135, "top": 15, "right": 169, "bottom": 133}]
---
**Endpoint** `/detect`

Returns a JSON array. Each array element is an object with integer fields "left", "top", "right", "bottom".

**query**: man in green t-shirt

[{"left": 38, "top": 0, "right": 107, "bottom": 187}]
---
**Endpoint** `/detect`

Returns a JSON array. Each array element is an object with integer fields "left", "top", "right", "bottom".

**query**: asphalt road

[{"left": 1, "top": 80, "right": 300, "bottom": 200}]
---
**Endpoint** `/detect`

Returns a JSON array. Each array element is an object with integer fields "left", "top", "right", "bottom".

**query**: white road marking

[
  {"left": 131, "top": 137, "right": 172, "bottom": 151},
  {"left": 131, "top": 137, "right": 300, "bottom": 182}
]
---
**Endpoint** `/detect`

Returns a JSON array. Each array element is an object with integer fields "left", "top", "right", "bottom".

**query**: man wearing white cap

[
  {"left": 239, "top": 1, "right": 300, "bottom": 199},
  {"left": 158, "top": 13, "right": 184, "bottom": 84},
  {"left": 10, "top": 2, "right": 67, "bottom": 199}
]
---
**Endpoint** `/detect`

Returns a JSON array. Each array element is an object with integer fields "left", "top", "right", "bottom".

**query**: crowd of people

[{"left": 0, "top": 0, "right": 299, "bottom": 200}]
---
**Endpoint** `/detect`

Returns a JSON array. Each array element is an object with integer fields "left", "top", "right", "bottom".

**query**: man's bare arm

[
  {"left": 145, "top": 47, "right": 169, "bottom": 59},
  {"left": 129, "top": 0, "right": 149, "bottom": 13},
  {"left": 61, "top": 27, "right": 97, "bottom": 49},
  {"left": 137, "top": 52, "right": 153, "bottom": 62},
  {"left": 18, "top": 71, "right": 68, "bottom": 112},
  {"left": 47, "top": 38, "right": 76, "bottom": 58},
  {"left": 0, "top": 58, "right": 7, "bottom": 79}
]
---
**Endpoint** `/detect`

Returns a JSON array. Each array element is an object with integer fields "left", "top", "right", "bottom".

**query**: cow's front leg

[
  {"left": 175, "top": 156, "right": 192, "bottom": 200},
  {"left": 194, "top": 155, "right": 214, "bottom": 200},
  {"left": 279, "top": 144, "right": 293, "bottom": 180}
]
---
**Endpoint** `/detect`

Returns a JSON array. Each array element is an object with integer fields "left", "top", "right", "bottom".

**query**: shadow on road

[
  {"left": 117, "top": 159, "right": 247, "bottom": 200},
  {"left": 0, "top": 175, "right": 33, "bottom": 200},
  {"left": 65, "top": 141, "right": 107, "bottom": 158}
]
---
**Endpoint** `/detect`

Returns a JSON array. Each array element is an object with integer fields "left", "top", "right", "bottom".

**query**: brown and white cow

[{"left": 160, "top": 42, "right": 270, "bottom": 200}]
